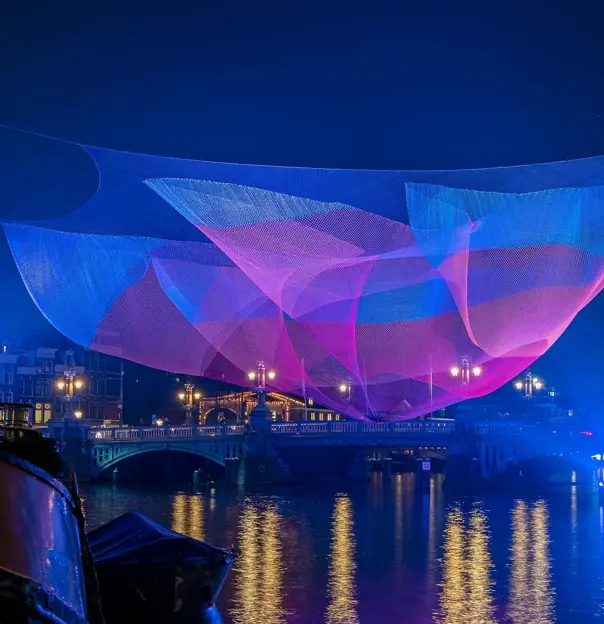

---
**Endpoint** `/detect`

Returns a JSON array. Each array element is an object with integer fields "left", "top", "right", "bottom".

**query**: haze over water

[{"left": 81, "top": 473, "right": 601, "bottom": 623}]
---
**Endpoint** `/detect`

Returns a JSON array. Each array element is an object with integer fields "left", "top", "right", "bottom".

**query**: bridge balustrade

[
  {"left": 362, "top": 422, "right": 389, "bottom": 433},
  {"left": 331, "top": 422, "right": 359, "bottom": 433},
  {"left": 300, "top": 423, "right": 328, "bottom": 434},
  {"left": 271, "top": 423, "right": 299, "bottom": 434},
  {"left": 227, "top": 425, "right": 245, "bottom": 435},
  {"left": 114, "top": 428, "right": 141, "bottom": 440}
]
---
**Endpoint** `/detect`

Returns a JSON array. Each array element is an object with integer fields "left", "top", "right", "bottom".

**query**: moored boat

[
  {"left": 0, "top": 403, "right": 89, "bottom": 624},
  {"left": 88, "top": 511, "right": 237, "bottom": 623}
]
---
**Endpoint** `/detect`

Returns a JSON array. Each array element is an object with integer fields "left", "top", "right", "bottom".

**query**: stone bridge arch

[{"left": 91, "top": 440, "right": 243, "bottom": 477}]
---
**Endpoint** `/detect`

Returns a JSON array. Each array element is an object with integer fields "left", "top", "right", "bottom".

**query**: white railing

[{"left": 89, "top": 418, "right": 579, "bottom": 441}]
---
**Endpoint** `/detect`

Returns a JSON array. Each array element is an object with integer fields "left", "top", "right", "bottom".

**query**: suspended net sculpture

[{"left": 4, "top": 143, "right": 604, "bottom": 421}]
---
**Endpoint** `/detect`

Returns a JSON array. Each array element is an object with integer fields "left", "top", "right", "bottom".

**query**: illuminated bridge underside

[{"left": 5, "top": 147, "right": 604, "bottom": 420}]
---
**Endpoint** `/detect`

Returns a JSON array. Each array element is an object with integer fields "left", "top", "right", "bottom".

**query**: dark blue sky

[{"left": 1, "top": 0, "right": 604, "bottom": 408}]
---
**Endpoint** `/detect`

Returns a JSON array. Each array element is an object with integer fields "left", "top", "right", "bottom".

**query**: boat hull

[
  {"left": 0, "top": 453, "right": 87, "bottom": 624},
  {"left": 94, "top": 559, "right": 234, "bottom": 623}
]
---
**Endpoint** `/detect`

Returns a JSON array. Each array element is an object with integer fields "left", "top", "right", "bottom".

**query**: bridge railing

[
  {"left": 89, "top": 424, "right": 246, "bottom": 441},
  {"left": 88, "top": 419, "right": 588, "bottom": 441},
  {"left": 269, "top": 420, "right": 456, "bottom": 435}
]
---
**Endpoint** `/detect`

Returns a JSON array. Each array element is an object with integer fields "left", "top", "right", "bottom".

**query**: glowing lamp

[
  {"left": 74, "top": 410, "right": 83, "bottom": 419},
  {"left": 156, "top": 419, "right": 164, "bottom": 426},
  {"left": 450, "top": 366, "right": 460, "bottom": 377},
  {"left": 248, "top": 372, "right": 256, "bottom": 381},
  {"left": 514, "top": 380, "right": 524, "bottom": 390},
  {"left": 534, "top": 381, "right": 543, "bottom": 390},
  {"left": 194, "top": 392, "right": 201, "bottom": 400},
  {"left": 178, "top": 392, "right": 185, "bottom": 401},
  {"left": 74, "top": 380, "right": 83, "bottom": 389},
  {"left": 56, "top": 381, "right": 65, "bottom": 390},
  {"left": 267, "top": 370, "right": 276, "bottom": 381},
  {"left": 339, "top": 383, "right": 348, "bottom": 393},
  {"left": 472, "top": 366, "right": 482, "bottom": 377}
]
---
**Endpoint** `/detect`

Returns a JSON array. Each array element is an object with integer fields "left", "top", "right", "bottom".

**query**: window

[
  {"left": 36, "top": 360, "right": 53, "bottom": 375},
  {"left": 35, "top": 379, "right": 44, "bottom": 397},
  {"left": 310, "top": 413, "right": 315, "bottom": 421},
  {"left": 0, "top": 365, "right": 13, "bottom": 385},
  {"left": 335, "top": 414, "right": 341, "bottom": 421},
  {"left": 44, "top": 379, "right": 52, "bottom": 398},
  {"left": 35, "top": 403, "right": 43, "bottom": 423},
  {"left": 43, "top": 403, "right": 51, "bottom": 422},
  {"left": 308, "top": 398, "right": 314, "bottom": 406}
]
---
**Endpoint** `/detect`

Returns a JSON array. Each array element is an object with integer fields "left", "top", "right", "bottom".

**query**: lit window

[
  {"left": 310, "top": 414, "right": 315, "bottom": 421},
  {"left": 335, "top": 414, "right": 340, "bottom": 421},
  {"left": 308, "top": 399, "right": 314, "bottom": 406},
  {"left": 327, "top": 413, "right": 332, "bottom": 421}
]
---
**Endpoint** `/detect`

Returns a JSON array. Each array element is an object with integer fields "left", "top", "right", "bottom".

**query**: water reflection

[
  {"left": 171, "top": 494, "right": 204, "bottom": 541},
  {"left": 438, "top": 505, "right": 495, "bottom": 624},
  {"left": 231, "top": 502, "right": 286, "bottom": 624},
  {"left": 327, "top": 494, "right": 359, "bottom": 624},
  {"left": 508, "top": 500, "right": 555, "bottom": 623}
]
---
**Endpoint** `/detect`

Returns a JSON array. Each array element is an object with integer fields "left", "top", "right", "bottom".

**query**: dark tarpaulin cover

[{"left": 88, "top": 511, "right": 232, "bottom": 568}]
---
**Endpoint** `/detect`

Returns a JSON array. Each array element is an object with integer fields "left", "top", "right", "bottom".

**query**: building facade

[
  {"left": 0, "top": 341, "right": 123, "bottom": 424},
  {"left": 198, "top": 391, "right": 344, "bottom": 424}
]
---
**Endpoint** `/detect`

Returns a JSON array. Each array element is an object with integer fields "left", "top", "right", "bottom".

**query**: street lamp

[
  {"left": 339, "top": 380, "right": 352, "bottom": 401},
  {"left": 247, "top": 361, "right": 276, "bottom": 394},
  {"left": 513, "top": 371, "right": 544, "bottom": 399},
  {"left": 247, "top": 361, "right": 276, "bottom": 428},
  {"left": 450, "top": 356, "right": 482, "bottom": 386},
  {"left": 56, "top": 350, "right": 84, "bottom": 420},
  {"left": 74, "top": 410, "right": 83, "bottom": 419},
  {"left": 177, "top": 378, "right": 201, "bottom": 425}
]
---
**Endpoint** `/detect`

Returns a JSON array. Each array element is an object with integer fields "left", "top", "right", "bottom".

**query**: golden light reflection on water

[
  {"left": 467, "top": 507, "right": 495, "bottom": 623},
  {"left": 327, "top": 495, "right": 359, "bottom": 624},
  {"left": 171, "top": 494, "right": 204, "bottom": 541},
  {"left": 231, "top": 502, "right": 286, "bottom": 624},
  {"left": 530, "top": 501, "right": 555, "bottom": 623},
  {"left": 508, "top": 499, "right": 555, "bottom": 624},
  {"left": 438, "top": 505, "right": 495, "bottom": 624}
]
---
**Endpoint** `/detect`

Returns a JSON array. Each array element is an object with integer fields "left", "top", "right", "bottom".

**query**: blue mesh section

[
  {"left": 3, "top": 224, "right": 159, "bottom": 345},
  {"left": 145, "top": 178, "right": 348, "bottom": 228}
]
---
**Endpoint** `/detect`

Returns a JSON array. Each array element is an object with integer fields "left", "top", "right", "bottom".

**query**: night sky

[{"left": 1, "top": 1, "right": 604, "bottom": 414}]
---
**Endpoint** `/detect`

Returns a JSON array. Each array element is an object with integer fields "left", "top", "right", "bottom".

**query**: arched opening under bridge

[{"left": 96, "top": 448, "right": 226, "bottom": 484}]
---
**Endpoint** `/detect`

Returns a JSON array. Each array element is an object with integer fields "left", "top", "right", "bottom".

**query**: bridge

[{"left": 48, "top": 418, "right": 600, "bottom": 485}]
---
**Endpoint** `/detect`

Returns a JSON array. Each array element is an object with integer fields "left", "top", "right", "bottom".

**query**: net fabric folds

[{"left": 5, "top": 145, "right": 604, "bottom": 421}]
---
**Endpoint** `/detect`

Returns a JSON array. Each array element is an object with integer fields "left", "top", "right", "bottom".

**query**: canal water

[{"left": 81, "top": 472, "right": 603, "bottom": 623}]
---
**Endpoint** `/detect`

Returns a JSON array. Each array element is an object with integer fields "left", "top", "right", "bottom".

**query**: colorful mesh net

[{"left": 5, "top": 144, "right": 604, "bottom": 420}]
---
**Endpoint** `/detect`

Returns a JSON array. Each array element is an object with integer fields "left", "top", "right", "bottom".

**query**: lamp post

[
  {"left": 177, "top": 378, "right": 201, "bottom": 425},
  {"left": 339, "top": 380, "right": 352, "bottom": 401},
  {"left": 513, "top": 371, "right": 543, "bottom": 399},
  {"left": 247, "top": 361, "right": 276, "bottom": 430},
  {"left": 450, "top": 356, "right": 482, "bottom": 386},
  {"left": 56, "top": 350, "right": 84, "bottom": 420}
]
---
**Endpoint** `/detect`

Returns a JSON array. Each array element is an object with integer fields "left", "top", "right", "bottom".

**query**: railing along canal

[
  {"left": 270, "top": 421, "right": 456, "bottom": 435},
  {"left": 89, "top": 424, "right": 246, "bottom": 440},
  {"left": 88, "top": 419, "right": 586, "bottom": 442},
  {"left": 90, "top": 420, "right": 456, "bottom": 441}
]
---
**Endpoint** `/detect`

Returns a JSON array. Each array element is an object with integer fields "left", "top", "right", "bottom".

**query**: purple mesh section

[{"left": 5, "top": 149, "right": 604, "bottom": 421}]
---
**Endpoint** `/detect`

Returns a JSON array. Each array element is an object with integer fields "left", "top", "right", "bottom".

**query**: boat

[
  {"left": 88, "top": 511, "right": 237, "bottom": 623},
  {"left": 0, "top": 402, "right": 92, "bottom": 624}
]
